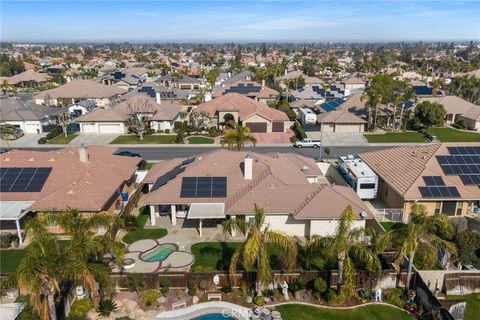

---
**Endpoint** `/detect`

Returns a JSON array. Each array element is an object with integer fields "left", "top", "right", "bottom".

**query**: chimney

[
  {"left": 261, "top": 79, "right": 265, "bottom": 87},
  {"left": 244, "top": 155, "right": 253, "bottom": 180},
  {"left": 79, "top": 144, "right": 89, "bottom": 163},
  {"left": 155, "top": 91, "right": 161, "bottom": 104}
]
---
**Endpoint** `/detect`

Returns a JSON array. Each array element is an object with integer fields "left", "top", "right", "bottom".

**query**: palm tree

[
  {"left": 223, "top": 205, "right": 297, "bottom": 286},
  {"left": 221, "top": 122, "right": 257, "bottom": 151},
  {"left": 308, "top": 205, "right": 383, "bottom": 296},
  {"left": 388, "top": 204, "right": 456, "bottom": 289},
  {"left": 0, "top": 124, "right": 17, "bottom": 143},
  {"left": 361, "top": 92, "right": 382, "bottom": 129}
]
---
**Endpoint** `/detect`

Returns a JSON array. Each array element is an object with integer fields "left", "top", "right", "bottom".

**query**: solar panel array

[
  {"left": 150, "top": 165, "right": 186, "bottom": 192},
  {"left": 0, "top": 167, "right": 52, "bottom": 192},
  {"left": 180, "top": 177, "right": 227, "bottom": 198},
  {"left": 419, "top": 186, "right": 461, "bottom": 198},
  {"left": 138, "top": 86, "right": 176, "bottom": 99},
  {"left": 224, "top": 83, "right": 261, "bottom": 94},
  {"left": 319, "top": 98, "right": 346, "bottom": 112},
  {"left": 436, "top": 146, "right": 480, "bottom": 185},
  {"left": 112, "top": 71, "right": 126, "bottom": 80}
]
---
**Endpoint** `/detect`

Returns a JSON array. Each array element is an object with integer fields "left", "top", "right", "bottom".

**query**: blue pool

[
  {"left": 140, "top": 243, "right": 177, "bottom": 262},
  {"left": 191, "top": 314, "right": 236, "bottom": 320}
]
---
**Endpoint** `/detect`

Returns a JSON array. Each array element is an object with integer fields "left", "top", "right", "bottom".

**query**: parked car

[
  {"left": 293, "top": 138, "right": 321, "bottom": 148},
  {"left": 5, "top": 128, "right": 24, "bottom": 140},
  {"left": 115, "top": 150, "right": 141, "bottom": 158}
]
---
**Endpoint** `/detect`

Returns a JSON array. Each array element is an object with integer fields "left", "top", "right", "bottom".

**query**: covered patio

[
  {"left": 0, "top": 201, "right": 34, "bottom": 245},
  {"left": 186, "top": 203, "right": 226, "bottom": 237}
]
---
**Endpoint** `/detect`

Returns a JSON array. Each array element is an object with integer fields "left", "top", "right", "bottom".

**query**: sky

[{"left": 1, "top": 0, "right": 479, "bottom": 42}]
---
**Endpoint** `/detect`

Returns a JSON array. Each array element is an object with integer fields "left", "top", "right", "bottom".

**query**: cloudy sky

[{"left": 1, "top": 0, "right": 479, "bottom": 42}]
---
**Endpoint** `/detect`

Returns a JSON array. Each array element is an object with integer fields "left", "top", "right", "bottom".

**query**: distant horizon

[{"left": 1, "top": 1, "right": 480, "bottom": 42}]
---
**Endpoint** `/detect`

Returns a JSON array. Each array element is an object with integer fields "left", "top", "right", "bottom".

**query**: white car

[{"left": 5, "top": 128, "right": 24, "bottom": 140}]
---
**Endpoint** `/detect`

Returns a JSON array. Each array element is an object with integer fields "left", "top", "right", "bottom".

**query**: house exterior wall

[
  {"left": 3, "top": 120, "right": 44, "bottom": 134},
  {"left": 242, "top": 114, "right": 272, "bottom": 132},
  {"left": 377, "top": 178, "right": 405, "bottom": 209},
  {"left": 310, "top": 219, "right": 366, "bottom": 237},
  {"left": 404, "top": 200, "right": 474, "bottom": 217},
  {"left": 320, "top": 123, "right": 335, "bottom": 132},
  {"left": 245, "top": 214, "right": 307, "bottom": 237},
  {"left": 458, "top": 115, "right": 480, "bottom": 131},
  {"left": 80, "top": 122, "right": 125, "bottom": 134},
  {"left": 151, "top": 120, "right": 174, "bottom": 131}
]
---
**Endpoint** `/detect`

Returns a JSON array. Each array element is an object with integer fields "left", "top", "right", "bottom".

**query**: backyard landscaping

[
  {"left": 380, "top": 222, "right": 403, "bottom": 231},
  {"left": 0, "top": 249, "right": 25, "bottom": 273},
  {"left": 275, "top": 303, "right": 413, "bottom": 320},
  {"left": 122, "top": 208, "right": 167, "bottom": 244},
  {"left": 110, "top": 134, "right": 177, "bottom": 144},
  {"left": 47, "top": 132, "right": 79, "bottom": 144},
  {"left": 186, "top": 135, "right": 215, "bottom": 144}
]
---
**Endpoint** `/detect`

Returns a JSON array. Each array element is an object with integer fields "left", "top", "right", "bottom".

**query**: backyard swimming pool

[
  {"left": 191, "top": 314, "right": 236, "bottom": 320},
  {"left": 140, "top": 243, "right": 177, "bottom": 262}
]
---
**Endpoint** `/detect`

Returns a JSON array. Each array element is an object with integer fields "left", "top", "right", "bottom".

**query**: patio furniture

[
  {"left": 171, "top": 301, "right": 187, "bottom": 310},
  {"left": 207, "top": 293, "right": 222, "bottom": 301}
]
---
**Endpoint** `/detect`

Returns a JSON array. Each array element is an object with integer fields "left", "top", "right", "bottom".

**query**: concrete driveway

[
  {"left": 0, "top": 133, "right": 47, "bottom": 148},
  {"left": 69, "top": 134, "right": 119, "bottom": 146},
  {"left": 306, "top": 132, "right": 367, "bottom": 146}
]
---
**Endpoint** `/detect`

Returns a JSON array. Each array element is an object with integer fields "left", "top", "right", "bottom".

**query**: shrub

[
  {"left": 453, "top": 119, "right": 467, "bottom": 130},
  {"left": 289, "top": 135, "right": 296, "bottom": 143},
  {"left": 160, "top": 278, "right": 169, "bottom": 294},
  {"left": 96, "top": 299, "right": 117, "bottom": 317},
  {"left": 141, "top": 289, "right": 160, "bottom": 306},
  {"left": 164, "top": 129, "right": 170, "bottom": 134},
  {"left": 240, "top": 281, "right": 248, "bottom": 296},
  {"left": 69, "top": 298, "right": 94, "bottom": 317},
  {"left": 37, "top": 137, "right": 47, "bottom": 144},
  {"left": 288, "top": 278, "right": 306, "bottom": 294},
  {"left": 157, "top": 129, "right": 164, "bottom": 133},
  {"left": 384, "top": 288, "right": 406, "bottom": 308},
  {"left": 198, "top": 280, "right": 209, "bottom": 293},
  {"left": 187, "top": 280, "right": 197, "bottom": 296},
  {"left": 262, "top": 289, "right": 275, "bottom": 300},
  {"left": 456, "top": 230, "right": 480, "bottom": 267},
  {"left": 191, "top": 265, "right": 214, "bottom": 272},
  {"left": 418, "top": 128, "right": 431, "bottom": 138},
  {"left": 174, "top": 133, "right": 183, "bottom": 144},
  {"left": 324, "top": 288, "right": 337, "bottom": 303},
  {"left": 313, "top": 278, "right": 328, "bottom": 296},
  {"left": 45, "top": 126, "right": 62, "bottom": 140},
  {"left": 221, "top": 284, "right": 232, "bottom": 294},
  {"left": 414, "top": 242, "right": 438, "bottom": 269},
  {"left": 253, "top": 295, "right": 265, "bottom": 306},
  {"left": 293, "top": 121, "right": 307, "bottom": 140},
  {"left": 123, "top": 215, "right": 138, "bottom": 231}
]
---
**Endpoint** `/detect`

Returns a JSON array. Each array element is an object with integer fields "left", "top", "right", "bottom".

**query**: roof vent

[
  {"left": 49, "top": 158, "right": 56, "bottom": 162},
  {"left": 28, "top": 158, "right": 35, "bottom": 161},
  {"left": 302, "top": 165, "right": 309, "bottom": 171},
  {"left": 360, "top": 211, "right": 368, "bottom": 219}
]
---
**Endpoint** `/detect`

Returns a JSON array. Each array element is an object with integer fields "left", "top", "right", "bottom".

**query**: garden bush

[
  {"left": 414, "top": 242, "right": 438, "bottom": 269},
  {"left": 141, "top": 289, "right": 160, "bottom": 306},
  {"left": 288, "top": 278, "right": 306, "bottom": 294},
  {"left": 324, "top": 288, "right": 337, "bottom": 303},
  {"left": 239, "top": 281, "right": 248, "bottom": 296},
  {"left": 37, "top": 137, "right": 47, "bottom": 144},
  {"left": 160, "top": 278, "right": 169, "bottom": 294},
  {"left": 312, "top": 277, "right": 327, "bottom": 297},
  {"left": 157, "top": 129, "right": 164, "bottom": 133},
  {"left": 96, "top": 299, "right": 117, "bottom": 317},
  {"left": 123, "top": 215, "right": 138, "bottom": 231},
  {"left": 187, "top": 280, "right": 197, "bottom": 296},
  {"left": 45, "top": 126, "right": 62, "bottom": 140},
  {"left": 384, "top": 288, "right": 406, "bottom": 308},
  {"left": 453, "top": 119, "right": 467, "bottom": 130},
  {"left": 293, "top": 121, "right": 307, "bottom": 140},
  {"left": 456, "top": 230, "right": 480, "bottom": 267},
  {"left": 253, "top": 295, "right": 265, "bottom": 306},
  {"left": 221, "top": 284, "right": 232, "bottom": 294},
  {"left": 69, "top": 298, "right": 94, "bottom": 317},
  {"left": 164, "top": 129, "right": 170, "bottom": 134}
]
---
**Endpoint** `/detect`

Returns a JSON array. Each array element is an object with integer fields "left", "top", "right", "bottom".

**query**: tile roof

[
  {"left": 144, "top": 150, "right": 370, "bottom": 220},
  {"left": 0, "top": 98, "right": 63, "bottom": 121},
  {"left": 196, "top": 93, "right": 288, "bottom": 122},
  {"left": 214, "top": 81, "right": 279, "bottom": 100},
  {"left": 33, "top": 80, "right": 125, "bottom": 100},
  {"left": 418, "top": 96, "right": 480, "bottom": 121},
  {"left": 316, "top": 109, "right": 366, "bottom": 124},
  {"left": 8, "top": 70, "right": 51, "bottom": 85},
  {"left": 360, "top": 143, "right": 480, "bottom": 201},
  {"left": 0, "top": 146, "right": 140, "bottom": 211}
]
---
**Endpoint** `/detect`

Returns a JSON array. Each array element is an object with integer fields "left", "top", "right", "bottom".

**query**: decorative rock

[
  {"left": 157, "top": 305, "right": 166, "bottom": 313},
  {"left": 246, "top": 296, "right": 253, "bottom": 304},
  {"left": 128, "top": 312, "right": 136, "bottom": 320},
  {"left": 113, "top": 310, "right": 127, "bottom": 319},
  {"left": 157, "top": 296, "right": 167, "bottom": 304},
  {"left": 87, "top": 310, "right": 98, "bottom": 320},
  {"left": 135, "top": 309, "right": 146, "bottom": 319},
  {"left": 145, "top": 310, "right": 159, "bottom": 318},
  {"left": 114, "top": 300, "right": 124, "bottom": 310},
  {"left": 192, "top": 296, "right": 199, "bottom": 304},
  {"left": 124, "top": 300, "right": 139, "bottom": 313}
]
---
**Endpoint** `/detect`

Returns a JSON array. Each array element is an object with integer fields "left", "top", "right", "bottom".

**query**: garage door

[
  {"left": 246, "top": 122, "right": 267, "bottom": 133},
  {"left": 272, "top": 122, "right": 284, "bottom": 132},
  {"left": 334, "top": 124, "right": 363, "bottom": 133},
  {"left": 98, "top": 123, "right": 122, "bottom": 134},
  {"left": 81, "top": 123, "right": 97, "bottom": 134}
]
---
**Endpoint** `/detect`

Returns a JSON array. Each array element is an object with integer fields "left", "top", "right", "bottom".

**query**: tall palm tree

[
  {"left": 361, "top": 92, "right": 382, "bottom": 129},
  {"left": 221, "top": 122, "right": 257, "bottom": 151},
  {"left": 308, "top": 205, "right": 383, "bottom": 296},
  {"left": 388, "top": 204, "right": 456, "bottom": 289},
  {"left": 0, "top": 124, "right": 17, "bottom": 143},
  {"left": 223, "top": 205, "right": 297, "bottom": 286}
]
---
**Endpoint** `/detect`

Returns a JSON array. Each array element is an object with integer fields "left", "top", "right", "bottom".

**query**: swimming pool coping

[{"left": 154, "top": 301, "right": 251, "bottom": 320}]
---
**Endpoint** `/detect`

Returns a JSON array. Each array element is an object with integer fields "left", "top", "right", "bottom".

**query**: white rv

[
  {"left": 299, "top": 107, "right": 317, "bottom": 125},
  {"left": 337, "top": 155, "right": 378, "bottom": 199}
]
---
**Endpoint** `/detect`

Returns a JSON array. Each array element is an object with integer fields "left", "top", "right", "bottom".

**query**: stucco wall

[{"left": 310, "top": 219, "right": 366, "bottom": 237}]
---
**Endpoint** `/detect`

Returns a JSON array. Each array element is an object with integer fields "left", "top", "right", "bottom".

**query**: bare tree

[
  {"left": 124, "top": 97, "right": 157, "bottom": 140},
  {"left": 56, "top": 110, "right": 70, "bottom": 137}
]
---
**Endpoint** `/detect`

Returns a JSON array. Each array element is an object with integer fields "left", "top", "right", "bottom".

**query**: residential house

[
  {"left": 360, "top": 144, "right": 480, "bottom": 222},
  {"left": 143, "top": 150, "right": 372, "bottom": 238},
  {"left": 316, "top": 109, "right": 367, "bottom": 133},
  {"left": 418, "top": 96, "right": 480, "bottom": 130},
  {"left": 76, "top": 95, "right": 181, "bottom": 134},
  {"left": 0, "top": 146, "right": 141, "bottom": 242},
  {"left": 291, "top": 85, "right": 344, "bottom": 105},
  {"left": 124, "top": 82, "right": 189, "bottom": 104},
  {"left": 100, "top": 71, "right": 145, "bottom": 90},
  {"left": 7, "top": 70, "right": 51, "bottom": 88},
  {"left": 33, "top": 80, "right": 125, "bottom": 106},
  {"left": 341, "top": 74, "right": 366, "bottom": 95},
  {"left": 223, "top": 71, "right": 253, "bottom": 85},
  {"left": 195, "top": 93, "right": 290, "bottom": 133},
  {"left": 214, "top": 81, "right": 279, "bottom": 104}
]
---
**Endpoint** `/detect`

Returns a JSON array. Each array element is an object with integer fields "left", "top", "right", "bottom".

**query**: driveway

[
  {"left": 306, "top": 132, "right": 367, "bottom": 146},
  {"left": 69, "top": 134, "right": 119, "bottom": 146},
  {"left": 0, "top": 133, "right": 48, "bottom": 148}
]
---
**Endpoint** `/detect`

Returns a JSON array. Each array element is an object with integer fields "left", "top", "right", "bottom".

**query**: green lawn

[
  {"left": 191, "top": 242, "right": 286, "bottom": 271},
  {"left": 0, "top": 250, "right": 25, "bottom": 273},
  {"left": 380, "top": 222, "right": 403, "bottom": 231},
  {"left": 429, "top": 127, "right": 480, "bottom": 142},
  {"left": 364, "top": 131, "right": 425, "bottom": 143},
  {"left": 275, "top": 303, "right": 413, "bottom": 320},
  {"left": 187, "top": 136, "right": 214, "bottom": 144},
  {"left": 110, "top": 135, "right": 177, "bottom": 144},
  {"left": 448, "top": 294, "right": 480, "bottom": 320},
  {"left": 47, "top": 132, "right": 78, "bottom": 144},
  {"left": 122, "top": 208, "right": 167, "bottom": 244},
  {"left": 143, "top": 162, "right": 154, "bottom": 170}
]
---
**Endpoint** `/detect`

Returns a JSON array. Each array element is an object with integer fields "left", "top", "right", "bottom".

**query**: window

[
  {"left": 456, "top": 202, "right": 464, "bottom": 216},
  {"left": 435, "top": 202, "right": 441, "bottom": 214},
  {"left": 360, "top": 183, "right": 376, "bottom": 189}
]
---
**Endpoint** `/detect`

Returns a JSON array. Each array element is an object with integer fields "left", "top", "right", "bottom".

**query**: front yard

[
  {"left": 0, "top": 250, "right": 25, "bottom": 273},
  {"left": 186, "top": 136, "right": 215, "bottom": 144},
  {"left": 429, "top": 127, "right": 480, "bottom": 142},
  {"left": 110, "top": 134, "right": 177, "bottom": 144},
  {"left": 365, "top": 128, "right": 480, "bottom": 143},
  {"left": 275, "top": 303, "right": 413, "bottom": 320},
  {"left": 47, "top": 132, "right": 79, "bottom": 144}
]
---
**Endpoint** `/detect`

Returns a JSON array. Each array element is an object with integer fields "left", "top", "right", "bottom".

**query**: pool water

[
  {"left": 191, "top": 314, "right": 236, "bottom": 320},
  {"left": 140, "top": 243, "right": 177, "bottom": 262}
]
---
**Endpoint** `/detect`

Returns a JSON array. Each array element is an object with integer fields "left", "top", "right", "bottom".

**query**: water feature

[{"left": 140, "top": 243, "right": 177, "bottom": 262}]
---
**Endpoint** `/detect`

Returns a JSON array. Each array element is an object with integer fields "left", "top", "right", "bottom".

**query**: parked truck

[{"left": 293, "top": 138, "right": 322, "bottom": 148}]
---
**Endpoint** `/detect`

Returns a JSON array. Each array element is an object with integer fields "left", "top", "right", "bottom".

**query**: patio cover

[
  {"left": 0, "top": 201, "right": 34, "bottom": 221},
  {"left": 187, "top": 203, "right": 226, "bottom": 220}
]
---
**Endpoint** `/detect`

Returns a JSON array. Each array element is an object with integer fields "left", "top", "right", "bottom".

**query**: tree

[
  {"left": 388, "top": 204, "right": 456, "bottom": 289},
  {"left": 221, "top": 122, "right": 257, "bottom": 151},
  {"left": 414, "top": 101, "right": 446, "bottom": 128},
  {"left": 124, "top": 97, "right": 157, "bottom": 140},
  {"left": 223, "top": 205, "right": 297, "bottom": 286},
  {"left": 456, "top": 230, "right": 480, "bottom": 267},
  {"left": 1, "top": 79, "right": 10, "bottom": 95},
  {"left": 307, "top": 205, "right": 383, "bottom": 296},
  {"left": 0, "top": 124, "right": 17, "bottom": 143},
  {"left": 205, "top": 68, "right": 220, "bottom": 88}
]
